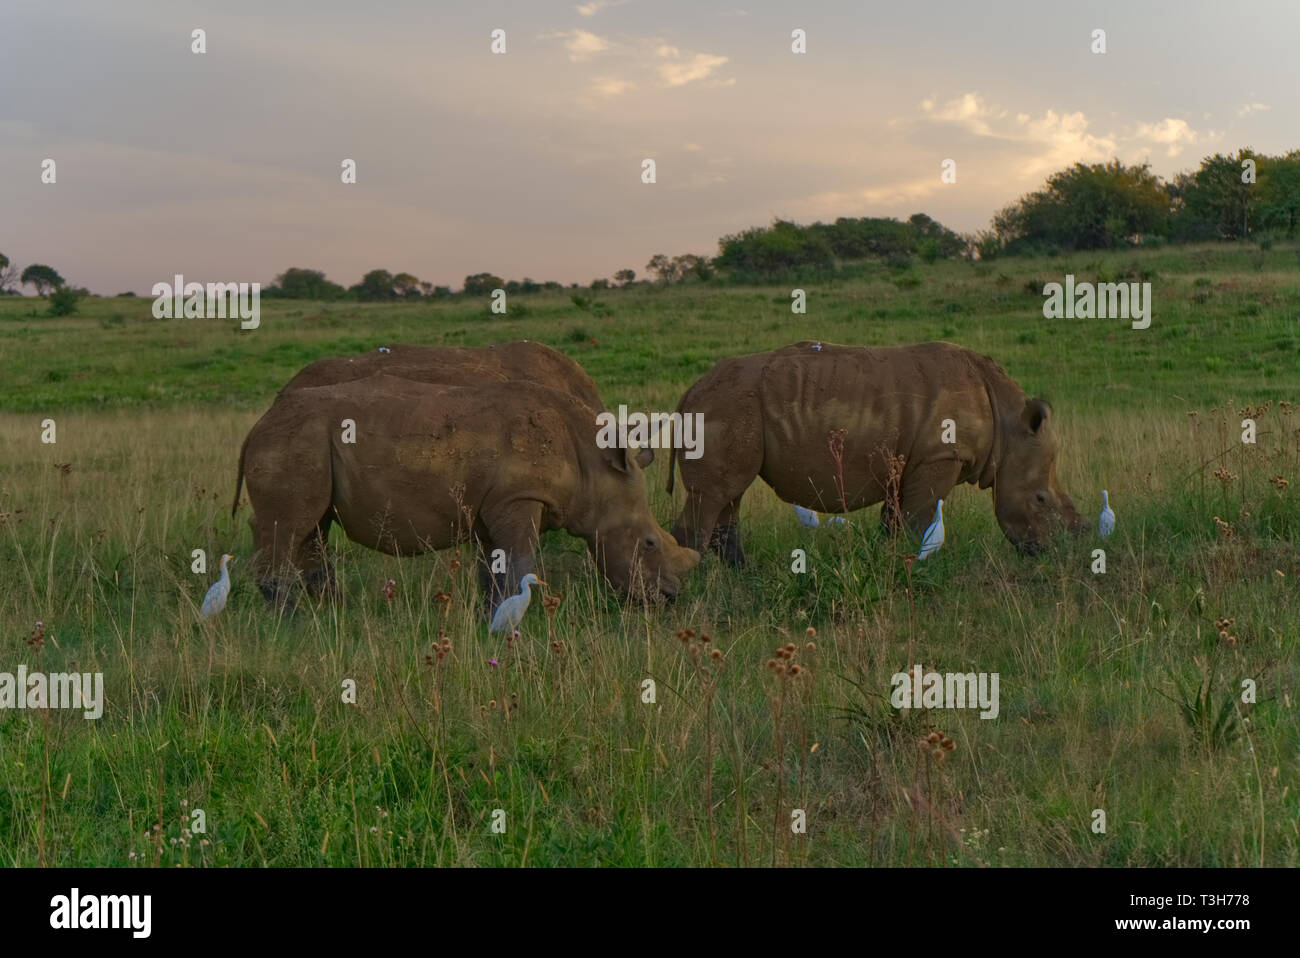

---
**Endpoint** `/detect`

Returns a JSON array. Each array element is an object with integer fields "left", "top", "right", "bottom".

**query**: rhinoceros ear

[
  {"left": 1021, "top": 398, "right": 1052, "bottom": 434},
  {"left": 601, "top": 443, "right": 638, "bottom": 475}
]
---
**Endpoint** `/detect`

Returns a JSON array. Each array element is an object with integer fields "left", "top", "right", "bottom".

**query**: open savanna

[{"left": 0, "top": 243, "right": 1297, "bottom": 867}]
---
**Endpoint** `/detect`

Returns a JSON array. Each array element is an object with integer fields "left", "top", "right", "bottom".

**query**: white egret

[
  {"left": 917, "top": 500, "right": 945, "bottom": 560},
  {"left": 201, "top": 554, "right": 234, "bottom": 618},
  {"left": 1099, "top": 490, "right": 1115, "bottom": 538},
  {"left": 489, "top": 573, "right": 547, "bottom": 633},
  {"left": 793, "top": 505, "right": 820, "bottom": 528}
]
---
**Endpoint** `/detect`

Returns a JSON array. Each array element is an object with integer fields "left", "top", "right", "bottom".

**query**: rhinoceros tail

[
  {"left": 664, "top": 408, "right": 680, "bottom": 495},
  {"left": 231, "top": 433, "right": 249, "bottom": 518}
]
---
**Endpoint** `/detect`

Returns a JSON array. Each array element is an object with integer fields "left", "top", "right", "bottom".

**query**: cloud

[
  {"left": 562, "top": 29, "right": 610, "bottom": 61},
  {"left": 1132, "top": 117, "right": 1199, "bottom": 157},
  {"left": 813, "top": 92, "right": 1220, "bottom": 222},
  {"left": 575, "top": 0, "right": 628, "bottom": 16},
  {"left": 589, "top": 76, "right": 635, "bottom": 98},
  {"left": 1237, "top": 101, "right": 1270, "bottom": 117},
  {"left": 656, "top": 48, "right": 730, "bottom": 87},
  {"left": 806, "top": 177, "right": 944, "bottom": 213},
  {"left": 920, "top": 92, "right": 1005, "bottom": 136}
]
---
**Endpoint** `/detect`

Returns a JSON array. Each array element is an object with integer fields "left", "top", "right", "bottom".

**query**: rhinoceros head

[
  {"left": 587, "top": 446, "right": 701, "bottom": 602},
  {"left": 993, "top": 398, "right": 1085, "bottom": 553}
]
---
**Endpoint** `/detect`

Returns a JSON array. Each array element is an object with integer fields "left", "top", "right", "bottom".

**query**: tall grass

[{"left": 0, "top": 244, "right": 1296, "bottom": 866}]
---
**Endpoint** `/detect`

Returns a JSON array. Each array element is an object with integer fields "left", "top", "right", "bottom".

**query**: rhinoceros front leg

[
  {"left": 888, "top": 458, "right": 963, "bottom": 537},
  {"left": 476, "top": 500, "right": 544, "bottom": 624}
]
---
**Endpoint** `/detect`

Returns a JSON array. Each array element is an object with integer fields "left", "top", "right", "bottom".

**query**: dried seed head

[
  {"left": 927, "top": 732, "right": 942, "bottom": 744},
  {"left": 806, "top": 642, "right": 816, "bottom": 652},
  {"left": 789, "top": 664, "right": 801, "bottom": 676},
  {"left": 941, "top": 737, "right": 955, "bottom": 751},
  {"left": 710, "top": 648, "right": 722, "bottom": 661},
  {"left": 805, "top": 627, "right": 817, "bottom": 637},
  {"left": 784, "top": 643, "right": 796, "bottom": 654},
  {"left": 766, "top": 659, "right": 778, "bottom": 671}
]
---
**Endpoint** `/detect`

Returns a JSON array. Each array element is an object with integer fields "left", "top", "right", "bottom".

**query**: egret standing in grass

[
  {"left": 199, "top": 553, "right": 234, "bottom": 667},
  {"left": 201, "top": 554, "right": 234, "bottom": 618},
  {"left": 1098, "top": 490, "right": 1115, "bottom": 538},
  {"left": 917, "top": 500, "right": 945, "bottom": 560},
  {"left": 489, "top": 573, "right": 546, "bottom": 633}
]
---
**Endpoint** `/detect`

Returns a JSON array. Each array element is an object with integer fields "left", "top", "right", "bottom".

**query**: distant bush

[
  {"left": 714, "top": 219, "right": 836, "bottom": 281},
  {"left": 48, "top": 287, "right": 80, "bottom": 316}
]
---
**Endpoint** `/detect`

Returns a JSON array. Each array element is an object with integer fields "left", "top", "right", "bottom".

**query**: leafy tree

[
  {"left": 714, "top": 219, "right": 835, "bottom": 279},
  {"left": 646, "top": 254, "right": 673, "bottom": 283},
  {"left": 392, "top": 272, "right": 421, "bottom": 297},
  {"left": 463, "top": 273, "right": 505, "bottom": 295},
  {"left": 353, "top": 269, "right": 397, "bottom": 301},
  {"left": 270, "top": 267, "right": 346, "bottom": 299},
  {"left": 908, "top": 213, "right": 966, "bottom": 258},
  {"left": 994, "top": 160, "right": 1169, "bottom": 250},
  {"left": 0, "top": 252, "right": 17, "bottom": 293},
  {"left": 1171, "top": 151, "right": 1256, "bottom": 240},
  {"left": 671, "top": 254, "right": 712, "bottom": 281},
  {"left": 614, "top": 268, "right": 636, "bottom": 285},
  {"left": 1257, "top": 150, "right": 1300, "bottom": 237},
  {"left": 21, "top": 263, "right": 64, "bottom": 296},
  {"left": 590, "top": 278, "right": 610, "bottom": 290},
  {"left": 810, "top": 217, "right": 916, "bottom": 259}
]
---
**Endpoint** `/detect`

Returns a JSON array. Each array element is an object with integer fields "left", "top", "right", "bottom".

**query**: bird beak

[{"left": 536, "top": 579, "right": 548, "bottom": 587}]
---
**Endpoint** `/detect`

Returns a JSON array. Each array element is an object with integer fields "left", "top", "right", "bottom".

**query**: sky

[{"left": 1, "top": 0, "right": 1296, "bottom": 294}]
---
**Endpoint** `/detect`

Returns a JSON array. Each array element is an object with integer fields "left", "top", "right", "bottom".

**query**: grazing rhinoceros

[
  {"left": 233, "top": 375, "right": 699, "bottom": 612},
  {"left": 667, "top": 341, "right": 1085, "bottom": 563}
]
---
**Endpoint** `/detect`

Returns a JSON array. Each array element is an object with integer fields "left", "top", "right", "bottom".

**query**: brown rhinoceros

[
  {"left": 667, "top": 341, "right": 1084, "bottom": 563},
  {"left": 234, "top": 374, "right": 699, "bottom": 613}
]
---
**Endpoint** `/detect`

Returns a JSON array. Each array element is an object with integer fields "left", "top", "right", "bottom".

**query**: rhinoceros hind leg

[{"left": 706, "top": 496, "right": 747, "bottom": 566}]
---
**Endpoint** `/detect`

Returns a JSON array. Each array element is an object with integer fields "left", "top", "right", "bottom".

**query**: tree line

[{"left": 4, "top": 145, "right": 1295, "bottom": 306}]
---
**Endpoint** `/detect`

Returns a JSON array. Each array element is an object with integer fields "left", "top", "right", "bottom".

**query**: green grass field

[{"left": 1, "top": 243, "right": 1297, "bottom": 866}]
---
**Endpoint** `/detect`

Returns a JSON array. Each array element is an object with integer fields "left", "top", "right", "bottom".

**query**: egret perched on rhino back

[{"left": 668, "top": 341, "right": 1085, "bottom": 565}]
